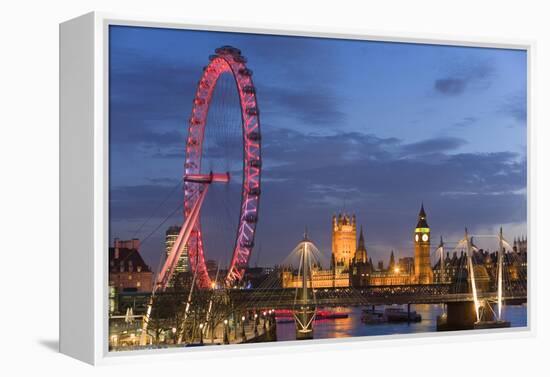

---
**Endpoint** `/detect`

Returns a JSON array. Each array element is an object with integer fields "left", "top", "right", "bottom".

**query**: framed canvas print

[{"left": 60, "top": 12, "right": 532, "bottom": 365}]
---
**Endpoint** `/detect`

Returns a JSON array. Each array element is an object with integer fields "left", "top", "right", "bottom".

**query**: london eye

[{"left": 155, "top": 46, "right": 262, "bottom": 291}]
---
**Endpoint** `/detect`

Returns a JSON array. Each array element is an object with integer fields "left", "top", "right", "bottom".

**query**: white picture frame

[{"left": 60, "top": 11, "right": 535, "bottom": 365}]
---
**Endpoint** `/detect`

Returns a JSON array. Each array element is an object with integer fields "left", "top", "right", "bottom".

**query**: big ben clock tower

[{"left": 414, "top": 203, "right": 434, "bottom": 284}]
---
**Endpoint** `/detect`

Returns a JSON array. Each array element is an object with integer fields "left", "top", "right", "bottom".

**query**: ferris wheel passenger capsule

[
  {"left": 239, "top": 68, "right": 253, "bottom": 76},
  {"left": 245, "top": 214, "right": 258, "bottom": 223},
  {"left": 248, "top": 187, "right": 261, "bottom": 196},
  {"left": 247, "top": 131, "right": 261, "bottom": 141},
  {"left": 233, "top": 55, "right": 247, "bottom": 63},
  {"left": 249, "top": 159, "right": 262, "bottom": 168},
  {"left": 246, "top": 107, "right": 259, "bottom": 116},
  {"left": 241, "top": 240, "right": 255, "bottom": 248}
]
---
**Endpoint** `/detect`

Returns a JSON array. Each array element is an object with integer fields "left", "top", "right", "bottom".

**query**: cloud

[
  {"left": 434, "top": 79, "right": 466, "bottom": 95},
  {"left": 259, "top": 85, "right": 346, "bottom": 127},
  {"left": 453, "top": 116, "right": 478, "bottom": 128},
  {"left": 401, "top": 136, "right": 466, "bottom": 156},
  {"left": 261, "top": 128, "right": 399, "bottom": 171},
  {"left": 107, "top": 32, "right": 526, "bottom": 268},
  {"left": 110, "top": 126, "right": 526, "bottom": 269},
  {"left": 236, "top": 35, "right": 344, "bottom": 84},
  {"left": 254, "top": 130, "right": 525, "bottom": 264},
  {"left": 261, "top": 130, "right": 524, "bottom": 216},
  {"left": 434, "top": 59, "right": 494, "bottom": 96},
  {"left": 108, "top": 41, "right": 349, "bottom": 162},
  {"left": 500, "top": 90, "right": 527, "bottom": 124},
  {"left": 109, "top": 47, "right": 205, "bottom": 150}
]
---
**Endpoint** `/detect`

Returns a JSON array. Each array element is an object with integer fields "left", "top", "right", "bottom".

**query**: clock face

[
  {"left": 415, "top": 234, "right": 419, "bottom": 242},
  {"left": 422, "top": 234, "right": 429, "bottom": 242}
]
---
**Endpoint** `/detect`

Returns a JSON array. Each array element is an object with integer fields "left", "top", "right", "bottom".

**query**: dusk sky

[{"left": 109, "top": 25, "right": 527, "bottom": 272}]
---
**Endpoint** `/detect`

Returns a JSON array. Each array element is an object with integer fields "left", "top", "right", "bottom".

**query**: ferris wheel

[{"left": 155, "top": 46, "right": 261, "bottom": 290}]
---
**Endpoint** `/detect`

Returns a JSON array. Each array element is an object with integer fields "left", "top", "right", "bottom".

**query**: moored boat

[
  {"left": 362, "top": 306, "right": 421, "bottom": 323},
  {"left": 361, "top": 308, "right": 384, "bottom": 323},
  {"left": 384, "top": 307, "right": 422, "bottom": 323}
]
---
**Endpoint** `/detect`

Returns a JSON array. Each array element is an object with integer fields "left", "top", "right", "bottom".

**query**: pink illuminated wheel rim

[{"left": 184, "top": 46, "right": 261, "bottom": 289}]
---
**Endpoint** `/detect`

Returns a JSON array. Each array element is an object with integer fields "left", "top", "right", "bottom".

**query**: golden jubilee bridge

[
  {"left": 227, "top": 284, "right": 527, "bottom": 309},
  {"left": 118, "top": 284, "right": 526, "bottom": 313}
]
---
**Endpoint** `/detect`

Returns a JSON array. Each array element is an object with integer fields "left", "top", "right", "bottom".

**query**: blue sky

[{"left": 109, "top": 25, "right": 527, "bottom": 271}]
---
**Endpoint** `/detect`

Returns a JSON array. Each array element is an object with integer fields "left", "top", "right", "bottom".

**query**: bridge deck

[
  {"left": 114, "top": 284, "right": 527, "bottom": 314},
  {"left": 229, "top": 285, "right": 527, "bottom": 309}
]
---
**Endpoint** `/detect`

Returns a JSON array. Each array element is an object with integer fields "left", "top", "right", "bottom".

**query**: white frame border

[{"left": 65, "top": 11, "right": 536, "bottom": 365}]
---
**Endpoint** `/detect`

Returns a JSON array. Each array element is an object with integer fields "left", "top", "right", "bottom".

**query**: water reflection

[{"left": 276, "top": 304, "right": 527, "bottom": 341}]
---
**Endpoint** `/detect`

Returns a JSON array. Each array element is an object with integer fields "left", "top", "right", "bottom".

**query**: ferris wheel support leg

[
  {"left": 139, "top": 296, "right": 154, "bottom": 346},
  {"left": 156, "top": 185, "right": 210, "bottom": 291},
  {"left": 139, "top": 185, "right": 210, "bottom": 347}
]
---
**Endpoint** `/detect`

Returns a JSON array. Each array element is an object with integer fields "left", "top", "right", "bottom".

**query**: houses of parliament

[
  {"left": 282, "top": 203, "right": 528, "bottom": 289},
  {"left": 282, "top": 203, "right": 435, "bottom": 288}
]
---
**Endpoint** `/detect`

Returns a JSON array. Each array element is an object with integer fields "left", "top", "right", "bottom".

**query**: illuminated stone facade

[
  {"left": 285, "top": 205, "right": 441, "bottom": 288},
  {"left": 332, "top": 213, "right": 356, "bottom": 273},
  {"left": 281, "top": 269, "right": 350, "bottom": 288},
  {"left": 413, "top": 204, "right": 434, "bottom": 284},
  {"left": 282, "top": 213, "right": 356, "bottom": 288},
  {"left": 349, "top": 226, "right": 372, "bottom": 286},
  {"left": 513, "top": 236, "right": 527, "bottom": 253},
  {"left": 109, "top": 239, "right": 153, "bottom": 292},
  {"left": 350, "top": 204, "right": 434, "bottom": 286},
  {"left": 368, "top": 271, "right": 414, "bottom": 285}
]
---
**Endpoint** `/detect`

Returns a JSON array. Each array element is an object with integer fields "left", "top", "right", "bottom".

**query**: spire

[
  {"left": 358, "top": 226, "right": 366, "bottom": 250},
  {"left": 416, "top": 202, "right": 429, "bottom": 228},
  {"left": 419, "top": 202, "right": 426, "bottom": 218},
  {"left": 353, "top": 225, "right": 368, "bottom": 263}
]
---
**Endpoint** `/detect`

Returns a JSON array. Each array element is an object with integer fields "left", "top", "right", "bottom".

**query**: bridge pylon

[{"left": 292, "top": 230, "right": 318, "bottom": 340}]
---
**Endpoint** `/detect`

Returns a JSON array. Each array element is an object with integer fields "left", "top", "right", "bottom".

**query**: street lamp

[
  {"left": 241, "top": 315, "right": 246, "bottom": 341},
  {"left": 271, "top": 309, "right": 277, "bottom": 329},
  {"left": 254, "top": 313, "right": 259, "bottom": 337},
  {"left": 223, "top": 319, "right": 229, "bottom": 344},
  {"left": 172, "top": 327, "right": 177, "bottom": 344},
  {"left": 199, "top": 323, "right": 204, "bottom": 345}
]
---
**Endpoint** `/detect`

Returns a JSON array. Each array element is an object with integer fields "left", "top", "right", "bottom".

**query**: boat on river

[
  {"left": 275, "top": 309, "right": 348, "bottom": 323},
  {"left": 362, "top": 306, "right": 421, "bottom": 324}
]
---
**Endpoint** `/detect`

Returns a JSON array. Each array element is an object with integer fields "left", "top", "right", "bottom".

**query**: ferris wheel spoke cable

[
  {"left": 203, "top": 191, "right": 238, "bottom": 269},
  {"left": 139, "top": 201, "right": 184, "bottom": 248},
  {"left": 114, "top": 198, "right": 184, "bottom": 273},
  {"left": 202, "top": 186, "right": 235, "bottom": 269},
  {"left": 130, "top": 177, "right": 184, "bottom": 239},
  {"left": 204, "top": 75, "right": 244, "bottom": 272}
]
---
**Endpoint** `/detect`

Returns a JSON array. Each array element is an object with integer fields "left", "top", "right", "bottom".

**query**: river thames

[{"left": 276, "top": 304, "right": 528, "bottom": 341}]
